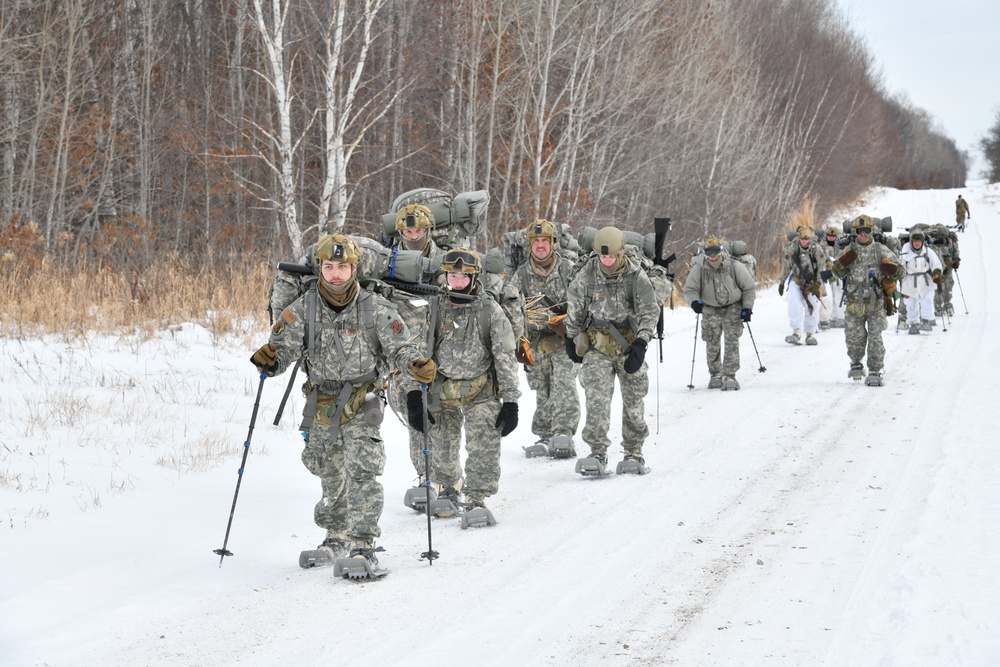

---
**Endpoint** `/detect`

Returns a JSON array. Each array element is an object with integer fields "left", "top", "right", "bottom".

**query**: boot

[
  {"left": 908, "top": 323, "right": 921, "bottom": 335},
  {"left": 708, "top": 374, "right": 723, "bottom": 389},
  {"left": 805, "top": 333, "right": 818, "bottom": 346},
  {"left": 785, "top": 327, "right": 803, "bottom": 345}
]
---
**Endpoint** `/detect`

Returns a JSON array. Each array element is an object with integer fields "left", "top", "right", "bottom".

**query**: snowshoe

[
  {"left": 299, "top": 536, "right": 348, "bottom": 569},
  {"left": 805, "top": 333, "right": 818, "bottom": 346},
  {"left": 575, "top": 453, "right": 611, "bottom": 477},
  {"left": 333, "top": 546, "right": 388, "bottom": 580},
  {"left": 819, "top": 320, "right": 830, "bottom": 331},
  {"left": 548, "top": 434, "right": 577, "bottom": 459},
  {"left": 908, "top": 323, "right": 921, "bottom": 335},
  {"left": 721, "top": 376, "right": 740, "bottom": 391},
  {"left": 460, "top": 501, "right": 497, "bottom": 529},
  {"left": 708, "top": 375, "right": 723, "bottom": 389},
  {"left": 864, "top": 371, "right": 884, "bottom": 387},
  {"left": 428, "top": 486, "right": 462, "bottom": 518},
  {"left": 616, "top": 454, "right": 650, "bottom": 475},
  {"left": 403, "top": 485, "right": 437, "bottom": 512},
  {"left": 921, "top": 319, "right": 934, "bottom": 331},
  {"left": 848, "top": 363, "right": 864, "bottom": 381},
  {"left": 522, "top": 439, "right": 549, "bottom": 458},
  {"left": 785, "top": 333, "right": 802, "bottom": 345}
]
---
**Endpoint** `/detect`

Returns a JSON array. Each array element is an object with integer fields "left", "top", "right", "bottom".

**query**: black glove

[
  {"left": 250, "top": 342, "right": 279, "bottom": 375},
  {"left": 691, "top": 300, "right": 703, "bottom": 314},
  {"left": 405, "top": 390, "right": 435, "bottom": 433},
  {"left": 494, "top": 402, "right": 518, "bottom": 436},
  {"left": 777, "top": 282, "right": 785, "bottom": 296},
  {"left": 820, "top": 269, "right": 833, "bottom": 282},
  {"left": 565, "top": 337, "right": 584, "bottom": 364},
  {"left": 740, "top": 308, "right": 752, "bottom": 323},
  {"left": 623, "top": 338, "right": 648, "bottom": 374}
]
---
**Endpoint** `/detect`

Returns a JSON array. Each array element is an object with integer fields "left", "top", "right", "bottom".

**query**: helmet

[
  {"left": 395, "top": 204, "right": 435, "bottom": 231},
  {"left": 825, "top": 225, "right": 839, "bottom": 237},
  {"left": 314, "top": 233, "right": 360, "bottom": 273},
  {"left": 852, "top": 215, "right": 875, "bottom": 232},
  {"left": 703, "top": 234, "right": 725, "bottom": 256},
  {"left": 797, "top": 226, "right": 814, "bottom": 240},
  {"left": 527, "top": 219, "right": 558, "bottom": 241},
  {"left": 441, "top": 247, "right": 482, "bottom": 274},
  {"left": 593, "top": 226, "right": 625, "bottom": 256},
  {"left": 910, "top": 231, "right": 925, "bottom": 242}
]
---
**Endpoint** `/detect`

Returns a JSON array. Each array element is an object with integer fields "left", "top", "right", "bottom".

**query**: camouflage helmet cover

[
  {"left": 527, "top": 219, "right": 558, "bottom": 241},
  {"left": 441, "top": 247, "right": 482, "bottom": 275},
  {"left": 797, "top": 225, "right": 814, "bottom": 240},
  {"left": 852, "top": 214, "right": 875, "bottom": 231},
  {"left": 314, "top": 233, "right": 360, "bottom": 273},
  {"left": 395, "top": 203, "right": 435, "bottom": 231}
]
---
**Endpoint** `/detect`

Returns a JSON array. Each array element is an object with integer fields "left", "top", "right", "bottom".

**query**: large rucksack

[
  {"left": 379, "top": 188, "right": 489, "bottom": 250},
  {"left": 501, "top": 222, "right": 581, "bottom": 276},
  {"left": 724, "top": 240, "right": 757, "bottom": 281},
  {"left": 576, "top": 226, "right": 673, "bottom": 307}
]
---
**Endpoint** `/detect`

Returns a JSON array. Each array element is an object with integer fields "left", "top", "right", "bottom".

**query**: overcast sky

[{"left": 836, "top": 0, "right": 999, "bottom": 179}]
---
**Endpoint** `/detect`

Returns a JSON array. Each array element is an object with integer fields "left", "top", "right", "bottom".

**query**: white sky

[{"left": 836, "top": 0, "right": 1000, "bottom": 178}]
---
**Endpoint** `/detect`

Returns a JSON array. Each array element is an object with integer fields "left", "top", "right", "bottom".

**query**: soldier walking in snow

[
  {"left": 819, "top": 225, "right": 846, "bottom": 329},
  {"left": 251, "top": 233, "right": 435, "bottom": 573},
  {"left": 830, "top": 215, "right": 903, "bottom": 386},
  {"left": 682, "top": 235, "right": 756, "bottom": 390},
  {"left": 899, "top": 230, "right": 943, "bottom": 334},
  {"left": 405, "top": 248, "right": 520, "bottom": 527},
  {"left": 509, "top": 219, "right": 581, "bottom": 458},
  {"left": 778, "top": 226, "right": 826, "bottom": 346},
  {"left": 956, "top": 194, "right": 970, "bottom": 231},
  {"left": 565, "top": 226, "right": 660, "bottom": 474}
]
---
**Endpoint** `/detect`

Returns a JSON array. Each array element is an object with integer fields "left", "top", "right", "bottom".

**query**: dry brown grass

[
  {"left": 789, "top": 195, "right": 818, "bottom": 234},
  {"left": 1, "top": 252, "right": 271, "bottom": 341}
]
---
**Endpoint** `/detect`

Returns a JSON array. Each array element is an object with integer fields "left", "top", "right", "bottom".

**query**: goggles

[
  {"left": 704, "top": 246, "right": 722, "bottom": 257},
  {"left": 441, "top": 249, "right": 480, "bottom": 274},
  {"left": 855, "top": 227, "right": 872, "bottom": 235}
]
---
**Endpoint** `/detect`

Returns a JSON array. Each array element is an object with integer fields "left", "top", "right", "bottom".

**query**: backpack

[
  {"left": 501, "top": 223, "right": 581, "bottom": 276},
  {"left": 576, "top": 227, "right": 673, "bottom": 307},
  {"left": 724, "top": 240, "right": 757, "bottom": 281},
  {"left": 379, "top": 188, "right": 489, "bottom": 250}
]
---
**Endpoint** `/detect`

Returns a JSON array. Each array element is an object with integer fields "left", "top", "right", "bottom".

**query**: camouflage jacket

[
  {"left": 512, "top": 255, "right": 576, "bottom": 345},
  {"left": 566, "top": 255, "right": 660, "bottom": 348},
  {"left": 423, "top": 294, "right": 520, "bottom": 405},
  {"left": 780, "top": 241, "right": 828, "bottom": 287},
  {"left": 682, "top": 253, "right": 756, "bottom": 310},
  {"left": 831, "top": 240, "right": 903, "bottom": 312}
]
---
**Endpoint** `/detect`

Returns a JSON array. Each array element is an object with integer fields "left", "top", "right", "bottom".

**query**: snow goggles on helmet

[
  {"left": 441, "top": 248, "right": 481, "bottom": 274},
  {"left": 855, "top": 226, "right": 872, "bottom": 235},
  {"left": 704, "top": 246, "right": 722, "bottom": 257}
]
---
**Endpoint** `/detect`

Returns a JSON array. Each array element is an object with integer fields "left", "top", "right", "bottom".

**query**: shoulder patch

[
  {"left": 281, "top": 308, "right": 296, "bottom": 324},
  {"left": 272, "top": 321, "right": 285, "bottom": 335},
  {"left": 390, "top": 319, "right": 404, "bottom": 335}
]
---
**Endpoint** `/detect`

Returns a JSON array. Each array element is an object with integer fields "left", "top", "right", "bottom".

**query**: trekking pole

[
  {"left": 419, "top": 384, "right": 439, "bottom": 565},
  {"left": 214, "top": 372, "right": 267, "bottom": 567},
  {"left": 745, "top": 323, "right": 767, "bottom": 373},
  {"left": 687, "top": 313, "right": 700, "bottom": 390},
  {"left": 954, "top": 269, "right": 968, "bottom": 314}
]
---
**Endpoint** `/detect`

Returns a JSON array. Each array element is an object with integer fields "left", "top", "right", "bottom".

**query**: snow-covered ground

[{"left": 2, "top": 184, "right": 998, "bottom": 667}]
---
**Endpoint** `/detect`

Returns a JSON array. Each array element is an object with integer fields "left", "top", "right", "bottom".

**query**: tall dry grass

[{"left": 1, "top": 251, "right": 271, "bottom": 341}]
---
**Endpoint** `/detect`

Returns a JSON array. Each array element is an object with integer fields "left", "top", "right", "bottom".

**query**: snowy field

[{"left": 2, "top": 183, "right": 999, "bottom": 666}]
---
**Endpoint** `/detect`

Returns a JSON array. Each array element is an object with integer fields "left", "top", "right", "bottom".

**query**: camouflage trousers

[
  {"left": 525, "top": 347, "right": 581, "bottom": 440},
  {"left": 844, "top": 306, "right": 888, "bottom": 373},
  {"left": 701, "top": 305, "right": 744, "bottom": 377},
  {"left": 426, "top": 395, "right": 503, "bottom": 500},
  {"left": 300, "top": 415, "right": 385, "bottom": 544},
  {"left": 578, "top": 350, "right": 648, "bottom": 457},
  {"left": 934, "top": 272, "right": 954, "bottom": 312}
]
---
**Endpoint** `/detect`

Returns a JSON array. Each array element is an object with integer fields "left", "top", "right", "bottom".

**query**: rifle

[{"left": 652, "top": 217, "right": 675, "bottom": 363}]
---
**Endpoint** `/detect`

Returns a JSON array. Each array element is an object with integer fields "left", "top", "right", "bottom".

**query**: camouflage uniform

[
  {"left": 930, "top": 225, "right": 960, "bottom": 316},
  {"left": 830, "top": 217, "right": 903, "bottom": 376},
  {"left": 778, "top": 228, "right": 827, "bottom": 343},
  {"left": 512, "top": 240, "right": 580, "bottom": 443},
  {"left": 956, "top": 195, "right": 970, "bottom": 230},
  {"left": 819, "top": 227, "right": 846, "bottom": 327},
  {"left": 419, "top": 288, "right": 520, "bottom": 504},
  {"left": 682, "top": 246, "right": 756, "bottom": 383},
  {"left": 267, "top": 279, "right": 420, "bottom": 548},
  {"left": 565, "top": 242, "right": 659, "bottom": 460}
]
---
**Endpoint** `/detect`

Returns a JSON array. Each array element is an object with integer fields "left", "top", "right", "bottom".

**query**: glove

[
  {"left": 740, "top": 308, "right": 752, "bottom": 323},
  {"left": 405, "top": 390, "right": 435, "bottom": 433},
  {"left": 820, "top": 269, "right": 833, "bottom": 282},
  {"left": 777, "top": 282, "right": 784, "bottom": 296},
  {"left": 878, "top": 258, "right": 899, "bottom": 277},
  {"left": 691, "top": 300, "right": 703, "bottom": 314},
  {"left": 250, "top": 342, "right": 279, "bottom": 375},
  {"left": 837, "top": 248, "right": 857, "bottom": 269},
  {"left": 548, "top": 313, "right": 568, "bottom": 338},
  {"left": 623, "top": 338, "right": 648, "bottom": 374},
  {"left": 952, "top": 259, "right": 960, "bottom": 270},
  {"left": 565, "top": 336, "right": 584, "bottom": 364},
  {"left": 932, "top": 268, "right": 942, "bottom": 284},
  {"left": 514, "top": 337, "right": 535, "bottom": 366},
  {"left": 494, "top": 402, "right": 518, "bottom": 436},
  {"left": 407, "top": 357, "right": 437, "bottom": 384}
]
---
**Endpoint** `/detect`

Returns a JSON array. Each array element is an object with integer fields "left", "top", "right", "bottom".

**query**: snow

[{"left": 2, "top": 184, "right": 999, "bottom": 666}]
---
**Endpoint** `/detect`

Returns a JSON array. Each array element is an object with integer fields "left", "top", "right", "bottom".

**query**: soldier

[
  {"left": 830, "top": 215, "right": 904, "bottom": 386},
  {"left": 899, "top": 230, "right": 943, "bottom": 334},
  {"left": 778, "top": 226, "right": 826, "bottom": 346},
  {"left": 819, "top": 225, "right": 846, "bottom": 328},
  {"left": 564, "top": 226, "right": 660, "bottom": 473},
  {"left": 405, "top": 248, "right": 520, "bottom": 527},
  {"left": 931, "top": 224, "right": 961, "bottom": 317},
  {"left": 510, "top": 219, "right": 581, "bottom": 458},
  {"left": 250, "top": 233, "right": 436, "bottom": 574},
  {"left": 682, "top": 235, "right": 756, "bottom": 390},
  {"left": 956, "top": 194, "right": 971, "bottom": 231}
]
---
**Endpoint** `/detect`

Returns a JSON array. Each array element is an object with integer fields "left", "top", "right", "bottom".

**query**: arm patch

[
  {"left": 281, "top": 308, "right": 296, "bottom": 324},
  {"left": 390, "top": 319, "right": 404, "bottom": 336}
]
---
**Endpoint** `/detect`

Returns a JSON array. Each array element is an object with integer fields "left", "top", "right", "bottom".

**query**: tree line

[{"left": 0, "top": 0, "right": 968, "bottom": 279}]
